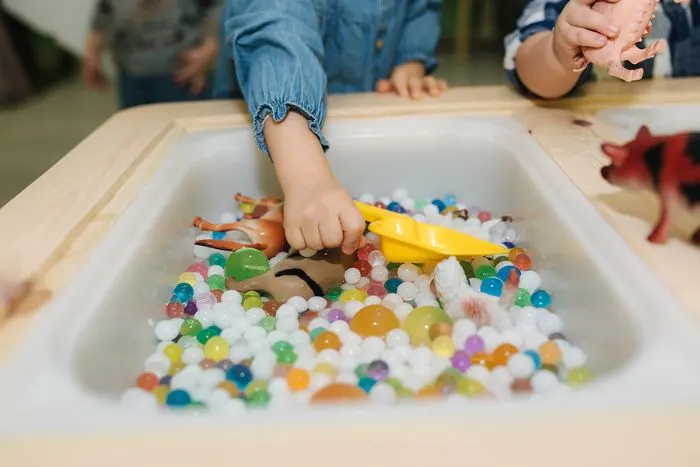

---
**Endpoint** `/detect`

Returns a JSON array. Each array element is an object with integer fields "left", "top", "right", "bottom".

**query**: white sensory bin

[{"left": 1, "top": 115, "right": 700, "bottom": 436}]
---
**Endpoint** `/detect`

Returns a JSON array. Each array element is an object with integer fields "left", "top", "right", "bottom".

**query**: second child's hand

[{"left": 375, "top": 61, "right": 447, "bottom": 99}]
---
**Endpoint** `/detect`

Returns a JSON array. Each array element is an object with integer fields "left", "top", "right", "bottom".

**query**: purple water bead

[
  {"left": 184, "top": 301, "right": 197, "bottom": 316},
  {"left": 366, "top": 360, "right": 390, "bottom": 381},
  {"left": 450, "top": 350, "right": 471, "bottom": 372},
  {"left": 327, "top": 308, "right": 345, "bottom": 322},
  {"left": 463, "top": 334, "right": 485, "bottom": 356}
]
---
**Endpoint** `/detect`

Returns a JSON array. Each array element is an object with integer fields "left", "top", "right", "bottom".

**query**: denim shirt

[{"left": 212, "top": 0, "right": 442, "bottom": 154}]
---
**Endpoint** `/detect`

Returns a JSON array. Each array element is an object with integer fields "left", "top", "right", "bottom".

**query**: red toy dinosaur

[{"left": 600, "top": 126, "right": 700, "bottom": 245}]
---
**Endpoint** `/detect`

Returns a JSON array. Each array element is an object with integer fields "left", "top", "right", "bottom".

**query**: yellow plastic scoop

[{"left": 354, "top": 201, "right": 509, "bottom": 263}]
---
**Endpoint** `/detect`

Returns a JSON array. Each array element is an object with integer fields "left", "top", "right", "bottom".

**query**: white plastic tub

[
  {"left": 2, "top": 115, "right": 700, "bottom": 436},
  {"left": 597, "top": 103, "right": 700, "bottom": 139}
]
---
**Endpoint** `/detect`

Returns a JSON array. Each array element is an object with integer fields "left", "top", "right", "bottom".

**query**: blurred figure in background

[{"left": 82, "top": 0, "right": 223, "bottom": 108}]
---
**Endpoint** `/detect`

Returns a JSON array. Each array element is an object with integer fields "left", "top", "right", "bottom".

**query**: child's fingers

[
  {"left": 392, "top": 74, "right": 410, "bottom": 98},
  {"left": 285, "top": 225, "right": 306, "bottom": 251},
  {"left": 302, "top": 218, "right": 324, "bottom": 251},
  {"left": 562, "top": 24, "right": 608, "bottom": 48},
  {"left": 375, "top": 79, "right": 392, "bottom": 93},
  {"left": 319, "top": 216, "right": 343, "bottom": 249},
  {"left": 339, "top": 207, "right": 365, "bottom": 255},
  {"left": 437, "top": 79, "right": 448, "bottom": 92},
  {"left": 408, "top": 78, "right": 423, "bottom": 99},
  {"left": 423, "top": 76, "right": 440, "bottom": 96},
  {"left": 568, "top": 8, "right": 619, "bottom": 38}
]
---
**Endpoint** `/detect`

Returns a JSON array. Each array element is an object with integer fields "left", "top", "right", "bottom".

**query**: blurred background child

[
  {"left": 83, "top": 0, "right": 223, "bottom": 108},
  {"left": 504, "top": 0, "right": 700, "bottom": 99},
  {"left": 213, "top": 0, "right": 446, "bottom": 256}
]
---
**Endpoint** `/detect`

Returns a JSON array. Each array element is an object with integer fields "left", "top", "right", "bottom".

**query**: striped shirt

[{"left": 504, "top": 0, "right": 700, "bottom": 96}]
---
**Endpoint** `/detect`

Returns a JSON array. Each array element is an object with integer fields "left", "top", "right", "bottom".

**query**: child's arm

[
  {"left": 504, "top": 0, "right": 620, "bottom": 99},
  {"left": 226, "top": 0, "right": 364, "bottom": 254},
  {"left": 377, "top": 0, "right": 446, "bottom": 98},
  {"left": 82, "top": 0, "right": 110, "bottom": 89}
]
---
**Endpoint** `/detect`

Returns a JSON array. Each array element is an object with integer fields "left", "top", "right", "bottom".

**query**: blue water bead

[
  {"left": 358, "top": 376, "right": 377, "bottom": 393},
  {"left": 226, "top": 364, "right": 253, "bottom": 389},
  {"left": 480, "top": 277, "right": 504, "bottom": 297},
  {"left": 387, "top": 201, "right": 407, "bottom": 214},
  {"left": 166, "top": 389, "right": 192, "bottom": 407},
  {"left": 310, "top": 327, "right": 326, "bottom": 342},
  {"left": 384, "top": 277, "right": 403, "bottom": 294},
  {"left": 531, "top": 290, "right": 552, "bottom": 308},
  {"left": 524, "top": 350, "right": 542, "bottom": 370},
  {"left": 496, "top": 265, "right": 521, "bottom": 282},
  {"left": 443, "top": 193, "right": 457, "bottom": 206},
  {"left": 212, "top": 231, "right": 226, "bottom": 240},
  {"left": 431, "top": 199, "right": 446, "bottom": 213},
  {"left": 503, "top": 242, "right": 516, "bottom": 249},
  {"left": 173, "top": 283, "right": 194, "bottom": 303}
]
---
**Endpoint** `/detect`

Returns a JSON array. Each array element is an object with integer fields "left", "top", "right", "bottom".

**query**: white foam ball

[
  {"left": 121, "top": 388, "right": 158, "bottom": 411},
  {"left": 392, "top": 302, "right": 414, "bottom": 322},
  {"left": 220, "top": 327, "right": 243, "bottom": 344},
  {"left": 370, "top": 266, "right": 389, "bottom": 282},
  {"left": 289, "top": 329, "right": 311, "bottom": 346},
  {"left": 155, "top": 319, "right": 181, "bottom": 342},
  {"left": 276, "top": 317, "right": 299, "bottom": 333},
  {"left": 287, "top": 296, "right": 308, "bottom": 312},
  {"left": 247, "top": 337, "right": 269, "bottom": 355},
  {"left": 223, "top": 398, "right": 247, "bottom": 415},
  {"left": 364, "top": 295, "right": 382, "bottom": 306},
  {"left": 230, "top": 317, "right": 251, "bottom": 335},
  {"left": 519, "top": 271, "right": 541, "bottom": 291},
  {"left": 246, "top": 307, "right": 266, "bottom": 325},
  {"left": 370, "top": 382, "right": 397, "bottom": 404},
  {"left": 251, "top": 351, "right": 277, "bottom": 380},
  {"left": 206, "top": 388, "right": 231, "bottom": 411},
  {"left": 213, "top": 308, "right": 236, "bottom": 329},
  {"left": 477, "top": 326, "right": 502, "bottom": 352},
  {"left": 343, "top": 301, "right": 364, "bottom": 318},
  {"left": 381, "top": 293, "right": 402, "bottom": 310},
  {"left": 144, "top": 353, "right": 171, "bottom": 377},
  {"left": 266, "top": 330, "right": 289, "bottom": 344},
  {"left": 538, "top": 311, "right": 563, "bottom": 335},
  {"left": 329, "top": 320, "right": 350, "bottom": 334},
  {"left": 500, "top": 328, "right": 524, "bottom": 348},
  {"left": 208, "top": 265, "right": 225, "bottom": 277},
  {"left": 181, "top": 347, "right": 205, "bottom": 366},
  {"left": 276, "top": 304, "right": 299, "bottom": 319},
  {"left": 294, "top": 356, "right": 316, "bottom": 371},
  {"left": 339, "top": 330, "right": 363, "bottom": 346},
  {"left": 397, "top": 282, "right": 418, "bottom": 300},
  {"left": 317, "top": 349, "right": 340, "bottom": 366},
  {"left": 409, "top": 347, "right": 433, "bottom": 368},
  {"left": 507, "top": 353, "right": 535, "bottom": 379},
  {"left": 307, "top": 296, "right": 327, "bottom": 312},
  {"left": 531, "top": 370, "right": 559, "bottom": 394},
  {"left": 490, "top": 366, "right": 514, "bottom": 387},
  {"left": 228, "top": 342, "right": 251, "bottom": 362},
  {"left": 385, "top": 329, "right": 410, "bottom": 348},
  {"left": 243, "top": 325, "right": 266, "bottom": 341},
  {"left": 466, "top": 365, "right": 491, "bottom": 386},
  {"left": 523, "top": 331, "right": 548, "bottom": 351},
  {"left": 344, "top": 268, "right": 361, "bottom": 285},
  {"left": 362, "top": 336, "right": 386, "bottom": 355},
  {"left": 308, "top": 318, "right": 330, "bottom": 331},
  {"left": 562, "top": 346, "right": 587, "bottom": 368},
  {"left": 336, "top": 372, "right": 359, "bottom": 385},
  {"left": 310, "top": 373, "right": 333, "bottom": 391}
]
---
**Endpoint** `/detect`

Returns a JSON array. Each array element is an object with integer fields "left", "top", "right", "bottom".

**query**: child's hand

[
  {"left": 81, "top": 54, "right": 108, "bottom": 90},
  {"left": 283, "top": 177, "right": 365, "bottom": 255},
  {"left": 375, "top": 61, "right": 447, "bottom": 99},
  {"left": 175, "top": 37, "right": 218, "bottom": 94},
  {"left": 553, "top": 0, "right": 622, "bottom": 69}
]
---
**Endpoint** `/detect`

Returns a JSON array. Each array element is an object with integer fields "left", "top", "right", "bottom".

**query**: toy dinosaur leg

[
  {"left": 606, "top": 61, "right": 643, "bottom": 82},
  {"left": 194, "top": 239, "right": 267, "bottom": 252},
  {"left": 235, "top": 192, "right": 281, "bottom": 208},
  {"left": 648, "top": 195, "right": 671, "bottom": 244},
  {"left": 621, "top": 41, "right": 666, "bottom": 65},
  {"left": 192, "top": 216, "right": 242, "bottom": 232}
]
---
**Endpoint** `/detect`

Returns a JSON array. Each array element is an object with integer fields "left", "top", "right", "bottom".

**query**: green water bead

[
  {"left": 385, "top": 377, "right": 403, "bottom": 391},
  {"left": 386, "top": 262, "right": 400, "bottom": 271},
  {"left": 325, "top": 286, "right": 342, "bottom": 302},
  {"left": 244, "top": 290, "right": 261, "bottom": 299},
  {"left": 514, "top": 289, "right": 531, "bottom": 307},
  {"left": 396, "top": 387, "right": 415, "bottom": 398},
  {"left": 567, "top": 367, "right": 592, "bottom": 386},
  {"left": 271, "top": 341, "right": 293, "bottom": 356},
  {"left": 456, "top": 377, "right": 484, "bottom": 396},
  {"left": 208, "top": 253, "right": 227, "bottom": 267},
  {"left": 243, "top": 296, "right": 263, "bottom": 310},
  {"left": 259, "top": 316, "right": 276, "bottom": 332},
  {"left": 206, "top": 274, "right": 226, "bottom": 290},
  {"left": 247, "top": 389, "right": 271, "bottom": 408},
  {"left": 493, "top": 256, "right": 510, "bottom": 266},
  {"left": 541, "top": 364, "right": 559, "bottom": 375},
  {"left": 474, "top": 264, "right": 497, "bottom": 279},
  {"left": 224, "top": 247, "right": 270, "bottom": 281},
  {"left": 180, "top": 318, "right": 202, "bottom": 337},
  {"left": 277, "top": 350, "right": 297, "bottom": 365},
  {"left": 459, "top": 261, "right": 475, "bottom": 279},
  {"left": 354, "top": 363, "right": 369, "bottom": 378},
  {"left": 414, "top": 199, "right": 429, "bottom": 210},
  {"left": 244, "top": 380, "right": 268, "bottom": 397},
  {"left": 196, "top": 326, "right": 221, "bottom": 344},
  {"left": 309, "top": 328, "right": 326, "bottom": 342}
]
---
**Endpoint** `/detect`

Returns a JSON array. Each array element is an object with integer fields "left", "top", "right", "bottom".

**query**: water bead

[
  {"left": 474, "top": 264, "right": 497, "bottom": 280},
  {"left": 397, "top": 263, "right": 420, "bottom": 282},
  {"left": 511, "top": 378, "right": 533, "bottom": 392},
  {"left": 203, "top": 336, "right": 229, "bottom": 362},
  {"left": 227, "top": 364, "right": 253, "bottom": 389},
  {"left": 387, "top": 201, "right": 406, "bottom": 213},
  {"left": 451, "top": 350, "right": 471, "bottom": 372},
  {"left": 339, "top": 288, "right": 368, "bottom": 303},
  {"left": 165, "top": 389, "right": 192, "bottom": 407},
  {"left": 514, "top": 289, "right": 531, "bottom": 307},
  {"left": 225, "top": 248, "right": 270, "bottom": 281},
  {"left": 187, "top": 261, "right": 209, "bottom": 279},
  {"left": 477, "top": 211, "right": 492, "bottom": 222},
  {"left": 538, "top": 341, "right": 562, "bottom": 365},
  {"left": 196, "top": 293, "right": 216, "bottom": 310},
  {"left": 350, "top": 305, "right": 399, "bottom": 338},
  {"left": 480, "top": 277, "right": 504, "bottom": 297},
  {"left": 429, "top": 322, "right": 453, "bottom": 340},
  {"left": 206, "top": 275, "right": 226, "bottom": 291},
  {"left": 165, "top": 301, "right": 185, "bottom": 318},
  {"left": 432, "top": 335, "right": 455, "bottom": 358},
  {"left": 211, "top": 289, "right": 223, "bottom": 302},
  {"left": 179, "top": 318, "right": 202, "bottom": 337},
  {"left": 566, "top": 367, "right": 591, "bottom": 385},
  {"left": 287, "top": 368, "right": 311, "bottom": 391},
  {"left": 496, "top": 265, "right": 521, "bottom": 283},
  {"left": 311, "top": 383, "right": 368, "bottom": 404},
  {"left": 312, "top": 331, "right": 342, "bottom": 352},
  {"left": 367, "top": 250, "right": 385, "bottom": 267},
  {"left": 513, "top": 254, "right": 532, "bottom": 271},
  {"left": 402, "top": 306, "right": 452, "bottom": 346},
  {"left": 152, "top": 385, "right": 170, "bottom": 404},
  {"left": 344, "top": 268, "right": 361, "bottom": 285},
  {"left": 197, "top": 326, "right": 221, "bottom": 344},
  {"left": 163, "top": 343, "right": 183, "bottom": 364},
  {"left": 366, "top": 360, "right": 390, "bottom": 381},
  {"left": 136, "top": 372, "right": 160, "bottom": 391},
  {"left": 277, "top": 350, "right": 297, "bottom": 365},
  {"left": 173, "top": 283, "right": 195, "bottom": 303},
  {"left": 271, "top": 340, "right": 293, "bottom": 355},
  {"left": 508, "top": 248, "right": 526, "bottom": 262},
  {"left": 470, "top": 352, "right": 495, "bottom": 370},
  {"left": 208, "top": 253, "right": 227, "bottom": 267},
  {"left": 531, "top": 290, "right": 552, "bottom": 308},
  {"left": 463, "top": 334, "right": 485, "bottom": 355},
  {"left": 247, "top": 389, "right": 271, "bottom": 408},
  {"left": 456, "top": 377, "right": 484, "bottom": 397},
  {"left": 519, "top": 270, "right": 542, "bottom": 291},
  {"left": 366, "top": 283, "right": 387, "bottom": 298},
  {"left": 431, "top": 199, "right": 446, "bottom": 213},
  {"left": 259, "top": 316, "right": 276, "bottom": 332},
  {"left": 313, "top": 362, "right": 338, "bottom": 378},
  {"left": 523, "top": 349, "right": 542, "bottom": 370},
  {"left": 200, "top": 358, "right": 217, "bottom": 369},
  {"left": 358, "top": 376, "right": 378, "bottom": 393},
  {"left": 492, "top": 343, "right": 519, "bottom": 367}
]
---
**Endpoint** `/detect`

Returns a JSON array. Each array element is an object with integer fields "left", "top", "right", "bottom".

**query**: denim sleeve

[
  {"left": 90, "top": 0, "right": 113, "bottom": 32},
  {"left": 225, "top": 0, "right": 327, "bottom": 155},
  {"left": 503, "top": 0, "right": 592, "bottom": 97},
  {"left": 395, "top": 0, "right": 442, "bottom": 74},
  {"left": 201, "top": 0, "right": 225, "bottom": 37}
]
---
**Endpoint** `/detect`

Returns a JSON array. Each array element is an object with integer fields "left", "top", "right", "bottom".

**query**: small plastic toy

[
  {"left": 193, "top": 193, "right": 286, "bottom": 258},
  {"left": 353, "top": 201, "right": 508, "bottom": 263},
  {"left": 600, "top": 125, "right": 700, "bottom": 244},
  {"left": 576, "top": 0, "right": 689, "bottom": 82}
]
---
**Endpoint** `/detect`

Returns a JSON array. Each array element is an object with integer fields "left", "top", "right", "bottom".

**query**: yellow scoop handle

[{"left": 354, "top": 200, "right": 405, "bottom": 222}]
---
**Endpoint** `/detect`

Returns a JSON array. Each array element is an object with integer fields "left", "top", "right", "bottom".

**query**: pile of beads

[{"left": 122, "top": 190, "right": 591, "bottom": 413}]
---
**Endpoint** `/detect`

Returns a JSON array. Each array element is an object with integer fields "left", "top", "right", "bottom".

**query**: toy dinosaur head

[{"left": 600, "top": 125, "right": 660, "bottom": 190}]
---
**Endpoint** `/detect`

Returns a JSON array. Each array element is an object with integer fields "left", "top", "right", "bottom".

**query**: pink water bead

[
  {"left": 196, "top": 293, "right": 216, "bottom": 309},
  {"left": 477, "top": 211, "right": 492, "bottom": 222},
  {"left": 366, "top": 283, "right": 387, "bottom": 298},
  {"left": 187, "top": 260, "right": 209, "bottom": 280}
]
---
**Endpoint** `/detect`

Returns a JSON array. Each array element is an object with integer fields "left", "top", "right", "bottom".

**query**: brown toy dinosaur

[{"left": 576, "top": 0, "right": 689, "bottom": 82}]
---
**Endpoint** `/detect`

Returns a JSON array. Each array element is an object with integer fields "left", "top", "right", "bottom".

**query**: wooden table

[{"left": 1, "top": 80, "right": 700, "bottom": 465}]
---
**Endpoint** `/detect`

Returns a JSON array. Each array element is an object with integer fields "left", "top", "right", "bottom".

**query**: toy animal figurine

[
  {"left": 192, "top": 193, "right": 287, "bottom": 258},
  {"left": 600, "top": 125, "right": 700, "bottom": 245},
  {"left": 431, "top": 256, "right": 514, "bottom": 331},
  {"left": 226, "top": 249, "right": 355, "bottom": 302},
  {"left": 576, "top": 0, "right": 689, "bottom": 82}
]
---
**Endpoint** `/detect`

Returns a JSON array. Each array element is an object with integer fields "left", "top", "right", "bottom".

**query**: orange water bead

[
  {"left": 416, "top": 385, "right": 441, "bottom": 399},
  {"left": 470, "top": 352, "right": 496, "bottom": 370},
  {"left": 421, "top": 262, "right": 438, "bottom": 274},
  {"left": 298, "top": 311, "right": 318, "bottom": 331},
  {"left": 310, "top": 383, "right": 368, "bottom": 404},
  {"left": 313, "top": 330, "right": 342, "bottom": 352},
  {"left": 211, "top": 289, "right": 223, "bottom": 302},
  {"left": 200, "top": 358, "right": 217, "bottom": 369},
  {"left": 263, "top": 300, "right": 281, "bottom": 316},
  {"left": 429, "top": 322, "right": 453, "bottom": 340},
  {"left": 538, "top": 341, "right": 562, "bottom": 365},
  {"left": 513, "top": 254, "right": 532, "bottom": 271},
  {"left": 165, "top": 302, "right": 185, "bottom": 318},
  {"left": 218, "top": 380, "right": 240, "bottom": 397},
  {"left": 349, "top": 304, "right": 399, "bottom": 338},
  {"left": 136, "top": 371, "right": 160, "bottom": 391},
  {"left": 508, "top": 247, "right": 527, "bottom": 262},
  {"left": 492, "top": 343, "right": 519, "bottom": 367},
  {"left": 287, "top": 368, "right": 311, "bottom": 391}
]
